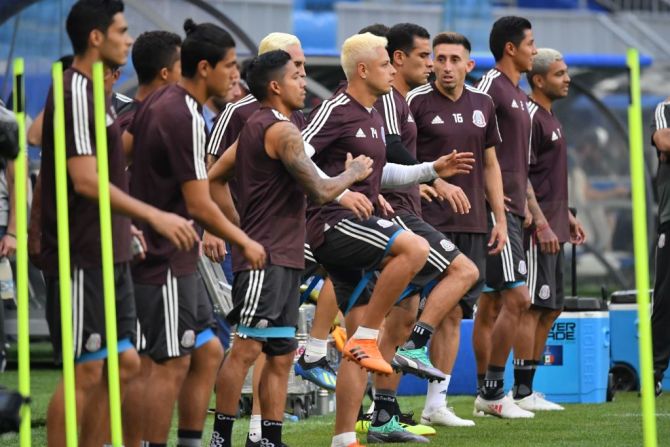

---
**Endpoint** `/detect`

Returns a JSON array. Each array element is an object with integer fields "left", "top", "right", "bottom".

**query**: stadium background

[{"left": 0, "top": 1, "right": 669, "bottom": 445}]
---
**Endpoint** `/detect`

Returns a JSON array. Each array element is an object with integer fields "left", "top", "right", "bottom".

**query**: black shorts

[
  {"left": 443, "top": 232, "right": 487, "bottom": 318},
  {"left": 134, "top": 271, "right": 199, "bottom": 362},
  {"left": 313, "top": 217, "right": 405, "bottom": 314},
  {"left": 46, "top": 263, "right": 136, "bottom": 363},
  {"left": 303, "top": 243, "right": 323, "bottom": 280},
  {"left": 485, "top": 210, "right": 528, "bottom": 291},
  {"left": 526, "top": 236, "right": 565, "bottom": 310},
  {"left": 229, "top": 264, "right": 302, "bottom": 356},
  {"left": 392, "top": 214, "right": 461, "bottom": 288},
  {"left": 194, "top": 271, "right": 217, "bottom": 348}
]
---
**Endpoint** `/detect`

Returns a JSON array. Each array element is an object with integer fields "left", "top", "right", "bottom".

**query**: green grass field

[{"left": 1, "top": 368, "right": 669, "bottom": 446}]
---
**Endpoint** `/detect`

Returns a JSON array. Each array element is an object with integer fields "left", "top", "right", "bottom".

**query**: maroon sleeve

[
  {"left": 164, "top": 100, "right": 209, "bottom": 183},
  {"left": 485, "top": 98, "right": 502, "bottom": 149},
  {"left": 301, "top": 102, "right": 343, "bottom": 154},
  {"left": 64, "top": 73, "right": 97, "bottom": 159}
]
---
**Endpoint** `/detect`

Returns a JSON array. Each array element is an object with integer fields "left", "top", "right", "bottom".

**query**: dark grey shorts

[
  {"left": 443, "top": 232, "right": 487, "bottom": 318},
  {"left": 485, "top": 210, "right": 528, "bottom": 291},
  {"left": 526, "top": 237, "right": 565, "bottom": 310}
]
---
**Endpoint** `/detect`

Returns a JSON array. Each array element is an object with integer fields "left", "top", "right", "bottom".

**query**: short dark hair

[
  {"left": 357, "top": 24, "right": 389, "bottom": 37},
  {"left": 66, "top": 0, "right": 124, "bottom": 55},
  {"left": 489, "top": 16, "right": 532, "bottom": 62},
  {"left": 132, "top": 31, "right": 182, "bottom": 84},
  {"left": 386, "top": 23, "right": 430, "bottom": 61},
  {"left": 432, "top": 32, "right": 471, "bottom": 53},
  {"left": 181, "top": 19, "right": 236, "bottom": 78},
  {"left": 247, "top": 50, "right": 292, "bottom": 102}
]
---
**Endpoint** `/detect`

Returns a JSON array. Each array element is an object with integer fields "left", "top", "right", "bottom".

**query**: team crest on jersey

[
  {"left": 355, "top": 128, "right": 366, "bottom": 138},
  {"left": 472, "top": 110, "right": 487, "bottom": 128},
  {"left": 518, "top": 260, "right": 527, "bottom": 275},
  {"left": 440, "top": 239, "right": 456, "bottom": 252},
  {"left": 377, "top": 219, "right": 394, "bottom": 228},
  {"left": 660, "top": 233, "right": 666, "bottom": 248},
  {"left": 539, "top": 285, "right": 551, "bottom": 300}
]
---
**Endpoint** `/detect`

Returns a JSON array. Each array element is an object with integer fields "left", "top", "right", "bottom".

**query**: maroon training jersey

[
  {"left": 128, "top": 84, "right": 208, "bottom": 284},
  {"left": 477, "top": 68, "right": 532, "bottom": 218},
  {"left": 527, "top": 99, "right": 570, "bottom": 242},
  {"left": 206, "top": 93, "right": 306, "bottom": 158},
  {"left": 40, "top": 68, "right": 132, "bottom": 276},
  {"left": 303, "top": 92, "right": 387, "bottom": 249},
  {"left": 232, "top": 107, "right": 307, "bottom": 272},
  {"left": 409, "top": 82, "right": 501, "bottom": 234},
  {"left": 375, "top": 86, "right": 420, "bottom": 217}
]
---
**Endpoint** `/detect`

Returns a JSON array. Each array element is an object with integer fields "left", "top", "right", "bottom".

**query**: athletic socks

[
  {"left": 477, "top": 373, "right": 485, "bottom": 394},
  {"left": 424, "top": 374, "right": 451, "bottom": 413},
  {"left": 210, "top": 413, "right": 235, "bottom": 447},
  {"left": 512, "top": 359, "right": 534, "bottom": 399},
  {"left": 402, "top": 322, "right": 434, "bottom": 350},
  {"left": 332, "top": 431, "right": 357, "bottom": 447},
  {"left": 371, "top": 389, "right": 397, "bottom": 427},
  {"left": 304, "top": 336, "right": 328, "bottom": 363},
  {"left": 482, "top": 365, "right": 505, "bottom": 400},
  {"left": 261, "top": 419, "right": 283, "bottom": 446},
  {"left": 352, "top": 326, "right": 379, "bottom": 340},
  {"left": 248, "top": 414, "right": 261, "bottom": 443},
  {"left": 177, "top": 429, "right": 202, "bottom": 447}
]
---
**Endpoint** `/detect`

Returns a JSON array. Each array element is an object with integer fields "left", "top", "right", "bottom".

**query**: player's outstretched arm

[
  {"left": 68, "top": 156, "right": 199, "bottom": 251},
  {"left": 483, "top": 147, "right": 507, "bottom": 255},
  {"left": 268, "top": 122, "right": 373, "bottom": 205},
  {"left": 181, "top": 179, "right": 266, "bottom": 269}
]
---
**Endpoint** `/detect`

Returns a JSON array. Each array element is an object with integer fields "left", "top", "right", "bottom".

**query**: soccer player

[
  {"left": 472, "top": 15, "right": 538, "bottom": 418},
  {"left": 407, "top": 31, "right": 507, "bottom": 427},
  {"left": 651, "top": 98, "right": 670, "bottom": 395},
  {"left": 116, "top": 30, "right": 226, "bottom": 447},
  {"left": 508, "top": 48, "right": 587, "bottom": 411},
  {"left": 40, "top": 1, "right": 199, "bottom": 446},
  {"left": 207, "top": 49, "right": 373, "bottom": 447},
  {"left": 126, "top": 19, "right": 266, "bottom": 445},
  {"left": 301, "top": 32, "right": 473, "bottom": 447},
  {"left": 360, "top": 24, "right": 481, "bottom": 443}
]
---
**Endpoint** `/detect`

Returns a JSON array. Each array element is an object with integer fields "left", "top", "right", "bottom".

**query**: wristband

[
  {"left": 4, "top": 232, "right": 15, "bottom": 239},
  {"left": 335, "top": 189, "right": 350, "bottom": 203}
]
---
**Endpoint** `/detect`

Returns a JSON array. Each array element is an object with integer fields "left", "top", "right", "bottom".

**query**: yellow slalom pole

[
  {"left": 91, "top": 61, "right": 123, "bottom": 446},
  {"left": 626, "top": 47, "right": 658, "bottom": 447},
  {"left": 12, "top": 57, "right": 31, "bottom": 447},
  {"left": 52, "top": 61, "right": 78, "bottom": 447}
]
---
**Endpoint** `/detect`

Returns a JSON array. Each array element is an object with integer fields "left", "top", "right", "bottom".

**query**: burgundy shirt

[
  {"left": 40, "top": 68, "right": 132, "bottom": 276},
  {"left": 128, "top": 84, "right": 208, "bottom": 284},
  {"left": 375, "top": 86, "right": 421, "bottom": 217},
  {"left": 409, "top": 82, "right": 501, "bottom": 234},
  {"left": 527, "top": 99, "right": 570, "bottom": 242},
  {"left": 476, "top": 69, "right": 532, "bottom": 218},
  {"left": 206, "top": 93, "right": 306, "bottom": 158},
  {"left": 232, "top": 107, "right": 307, "bottom": 272},
  {"left": 303, "top": 92, "right": 387, "bottom": 249}
]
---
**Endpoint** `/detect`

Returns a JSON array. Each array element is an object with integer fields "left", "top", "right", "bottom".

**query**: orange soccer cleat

[{"left": 343, "top": 337, "right": 393, "bottom": 375}]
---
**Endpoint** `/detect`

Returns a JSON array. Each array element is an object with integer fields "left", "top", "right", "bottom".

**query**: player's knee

[
  {"left": 267, "top": 351, "right": 294, "bottom": 372},
  {"left": 405, "top": 235, "right": 430, "bottom": 270},
  {"left": 199, "top": 337, "right": 225, "bottom": 366},
  {"left": 119, "top": 349, "right": 141, "bottom": 383},
  {"left": 231, "top": 341, "right": 262, "bottom": 367},
  {"left": 451, "top": 255, "right": 479, "bottom": 288},
  {"left": 75, "top": 360, "right": 104, "bottom": 390}
]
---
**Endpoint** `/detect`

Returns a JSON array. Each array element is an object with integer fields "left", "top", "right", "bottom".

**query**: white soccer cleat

[
  {"left": 474, "top": 395, "right": 535, "bottom": 419},
  {"left": 421, "top": 406, "right": 475, "bottom": 427},
  {"left": 512, "top": 391, "right": 565, "bottom": 411}
]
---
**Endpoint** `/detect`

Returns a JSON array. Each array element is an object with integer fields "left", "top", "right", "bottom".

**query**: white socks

[
  {"left": 331, "top": 432, "right": 357, "bottom": 447},
  {"left": 352, "top": 326, "right": 379, "bottom": 340},
  {"left": 248, "top": 414, "right": 261, "bottom": 442},
  {"left": 304, "top": 336, "right": 328, "bottom": 362},
  {"left": 424, "top": 374, "right": 451, "bottom": 413}
]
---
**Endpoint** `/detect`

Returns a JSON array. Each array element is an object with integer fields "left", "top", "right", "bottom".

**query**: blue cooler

[
  {"left": 610, "top": 290, "right": 670, "bottom": 391},
  {"left": 505, "top": 297, "right": 610, "bottom": 403}
]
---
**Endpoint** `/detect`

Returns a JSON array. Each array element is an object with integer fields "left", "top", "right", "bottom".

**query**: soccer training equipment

[
  {"left": 420, "top": 406, "right": 476, "bottom": 427},
  {"left": 473, "top": 395, "right": 535, "bottom": 419}
]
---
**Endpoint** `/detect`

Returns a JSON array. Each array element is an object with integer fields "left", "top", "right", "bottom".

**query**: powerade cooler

[
  {"left": 504, "top": 297, "right": 610, "bottom": 403},
  {"left": 610, "top": 290, "right": 670, "bottom": 391}
]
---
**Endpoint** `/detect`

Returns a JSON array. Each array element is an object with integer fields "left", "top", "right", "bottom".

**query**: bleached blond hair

[
  {"left": 340, "top": 32, "right": 388, "bottom": 80},
  {"left": 258, "top": 32, "right": 301, "bottom": 55}
]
